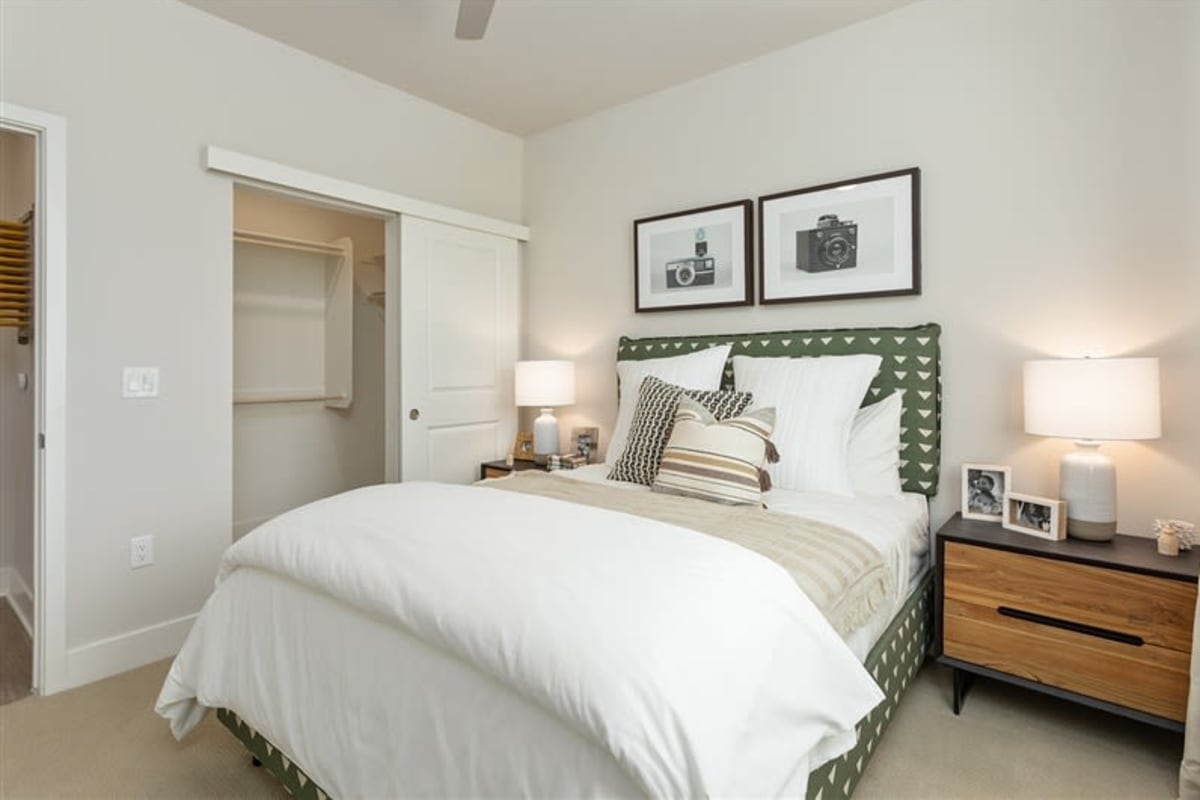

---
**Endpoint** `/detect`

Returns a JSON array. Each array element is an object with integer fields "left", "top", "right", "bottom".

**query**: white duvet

[{"left": 158, "top": 482, "right": 885, "bottom": 798}]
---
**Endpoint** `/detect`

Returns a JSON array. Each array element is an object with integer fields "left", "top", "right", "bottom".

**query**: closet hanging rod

[
  {"left": 233, "top": 229, "right": 347, "bottom": 257},
  {"left": 233, "top": 393, "right": 348, "bottom": 405}
]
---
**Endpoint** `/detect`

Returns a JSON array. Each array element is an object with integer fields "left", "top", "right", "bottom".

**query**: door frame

[
  {"left": 0, "top": 102, "right": 68, "bottom": 695},
  {"left": 205, "top": 146, "right": 529, "bottom": 483}
]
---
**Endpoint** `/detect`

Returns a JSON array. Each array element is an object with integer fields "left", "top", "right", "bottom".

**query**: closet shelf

[
  {"left": 233, "top": 392, "right": 348, "bottom": 405},
  {"left": 234, "top": 229, "right": 348, "bottom": 257}
]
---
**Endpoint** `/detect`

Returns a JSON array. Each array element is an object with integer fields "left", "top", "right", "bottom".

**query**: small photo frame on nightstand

[
  {"left": 962, "top": 463, "right": 1011, "bottom": 522},
  {"left": 512, "top": 432, "right": 536, "bottom": 462},
  {"left": 1003, "top": 492, "right": 1067, "bottom": 541},
  {"left": 571, "top": 427, "right": 599, "bottom": 464}
]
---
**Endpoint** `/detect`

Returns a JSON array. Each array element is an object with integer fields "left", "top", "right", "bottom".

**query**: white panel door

[{"left": 400, "top": 216, "right": 518, "bottom": 483}]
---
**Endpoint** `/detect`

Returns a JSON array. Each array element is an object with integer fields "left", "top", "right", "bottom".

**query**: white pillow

[
  {"left": 733, "top": 354, "right": 881, "bottom": 495},
  {"left": 848, "top": 390, "right": 903, "bottom": 496},
  {"left": 607, "top": 344, "right": 732, "bottom": 465}
]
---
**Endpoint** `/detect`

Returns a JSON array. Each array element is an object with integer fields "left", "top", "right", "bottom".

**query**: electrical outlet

[
  {"left": 130, "top": 535, "right": 154, "bottom": 569},
  {"left": 122, "top": 367, "right": 159, "bottom": 398}
]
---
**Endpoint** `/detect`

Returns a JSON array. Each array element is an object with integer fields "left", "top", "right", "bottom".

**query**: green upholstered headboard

[{"left": 616, "top": 323, "right": 942, "bottom": 497}]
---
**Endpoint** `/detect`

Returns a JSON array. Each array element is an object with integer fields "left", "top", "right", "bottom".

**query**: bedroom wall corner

[{"left": 522, "top": 0, "right": 1198, "bottom": 536}]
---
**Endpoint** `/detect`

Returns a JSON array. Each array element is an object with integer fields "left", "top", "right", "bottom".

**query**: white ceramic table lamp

[
  {"left": 515, "top": 360, "right": 575, "bottom": 459},
  {"left": 1023, "top": 357, "right": 1161, "bottom": 541}
]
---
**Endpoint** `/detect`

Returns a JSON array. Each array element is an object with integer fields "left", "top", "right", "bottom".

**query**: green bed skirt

[{"left": 217, "top": 571, "right": 933, "bottom": 800}]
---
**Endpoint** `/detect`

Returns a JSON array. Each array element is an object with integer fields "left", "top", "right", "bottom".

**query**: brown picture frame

[
  {"left": 633, "top": 199, "right": 753, "bottom": 313},
  {"left": 511, "top": 432, "right": 536, "bottom": 462},
  {"left": 757, "top": 167, "right": 920, "bottom": 305}
]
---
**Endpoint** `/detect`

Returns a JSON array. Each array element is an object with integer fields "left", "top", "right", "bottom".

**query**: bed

[{"left": 157, "top": 323, "right": 942, "bottom": 799}]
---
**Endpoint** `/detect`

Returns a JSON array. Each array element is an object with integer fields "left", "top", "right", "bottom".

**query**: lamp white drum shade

[
  {"left": 1023, "top": 358, "right": 1161, "bottom": 441},
  {"left": 515, "top": 360, "right": 575, "bottom": 457},
  {"left": 1023, "top": 357, "right": 1161, "bottom": 541},
  {"left": 514, "top": 361, "right": 575, "bottom": 408}
]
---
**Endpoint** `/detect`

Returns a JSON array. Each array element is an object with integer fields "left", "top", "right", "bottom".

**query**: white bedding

[
  {"left": 559, "top": 464, "right": 930, "bottom": 660},
  {"left": 158, "top": 481, "right": 886, "bottom": 799}
]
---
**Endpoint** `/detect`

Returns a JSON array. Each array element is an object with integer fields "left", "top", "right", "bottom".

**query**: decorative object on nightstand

[
  {"left": 1023, "top": 357, "right": 1161, "bottom": 541},
  {"left": 936, "top": 513, "right": 1199, "bottom": 731},
  {"left": 511, "top": 431, "right": 536, "bottom": 462},
  {"left": 1002, "top": 492, "right": 1066, "bottom": 541},
  {"left": 515, "top": 360, "right": 575, "bottom": 463},
  {"left": 961, "top": 463, "right": 1011, "bottom": 522},
  {"left": 1157, "top": 519, "right": 1197, "bottom": 551},
  {"left": 571, "top": 426, "right": 599, "bottom": 463}
]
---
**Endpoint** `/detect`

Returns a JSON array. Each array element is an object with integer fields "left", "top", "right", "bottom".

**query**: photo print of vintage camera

[
  {"left": 665, "top": 226, "right": 716, "bottom": 288},
  {"left": 796, "top": 213, "right": 858, "bottom": 272}
]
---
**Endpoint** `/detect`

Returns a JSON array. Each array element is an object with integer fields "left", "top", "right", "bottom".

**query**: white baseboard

[
  {"left": 64, "top": 612, "right": 197, "bottom": 690},
  {"left": 0, "top": 565, "right": 34, "bottom": 638}
]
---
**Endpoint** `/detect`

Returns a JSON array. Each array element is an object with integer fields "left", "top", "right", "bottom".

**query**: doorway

[
  {"left": 0, "top": 127, "right": 35, "bottom": 704},
  {"left": 231, "top": 187, "right": 388, "bottom": 539}
]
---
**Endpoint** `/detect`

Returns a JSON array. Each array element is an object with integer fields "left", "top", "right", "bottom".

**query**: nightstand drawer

[
  {"left": 482, "top": 466, "right": 511, "bottom": 479},
  {"left": 943, "top": 596, "right": 1191, "bottom": 720},
  {"left": 943, "top": 541, "right": 1196, "bottom": 652}
]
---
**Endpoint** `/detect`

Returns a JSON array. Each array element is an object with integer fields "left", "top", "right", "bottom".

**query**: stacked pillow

[
  {"left": 606, "top": 344, "right": 732, "bottom": 469},
  {"left": 847, "top": 390, "right": 904, "bottom": 496},
  {"left": 607, "top": 347, "right": 904, "bottom": 500},
  {"left": 652, "top": 397, "right": 778, "bottom": 506},
  {"left": 732, "top": 354, "right": 884, "bottom": 497},
  {"left": 608, "top": 376, "right": 752, "bottom": 485}
]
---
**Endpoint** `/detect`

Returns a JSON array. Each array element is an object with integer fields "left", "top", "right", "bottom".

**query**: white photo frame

[
  {"left": 961, "top": 463, "right": 1011, "bottom": 522},
  {"left": 1003, "top": 492, "right": 1067, "bottom": 541}
]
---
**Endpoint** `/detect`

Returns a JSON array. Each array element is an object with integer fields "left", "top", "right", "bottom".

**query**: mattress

[{"left": 557, "top": 464, "right": 930, "bottom": 660}]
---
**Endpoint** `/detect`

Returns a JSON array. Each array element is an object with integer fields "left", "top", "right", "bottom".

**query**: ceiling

[{"left": 182, "top": 0, "right": 914, "bottom": 136}]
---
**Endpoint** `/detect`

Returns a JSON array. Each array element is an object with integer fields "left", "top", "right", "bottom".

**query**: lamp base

[
  {"left": 1060, "top": 441, "right": 1117, "bottom": 542},
  {"left": 1065, "top": 518, "right": 1118, "bottom": 542},
  {"left": 532, "top": 408, "right": 559, "bottom": 463}
]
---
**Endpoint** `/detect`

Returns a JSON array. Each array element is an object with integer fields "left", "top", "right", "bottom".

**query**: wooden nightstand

[
  {"left": 479, "top": 459, "right": 545, "bottom": 481},
  {"left": 936, "top": 513, "right": 1199, "bottom": 731}
]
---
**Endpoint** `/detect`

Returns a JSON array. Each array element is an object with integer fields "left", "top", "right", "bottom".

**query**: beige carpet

[
  {"left": 0, "top": 600, "right": 32, "bottom": 707},
  {"left": 0, "top": 658, "right": 1182, "bottom": 798}
]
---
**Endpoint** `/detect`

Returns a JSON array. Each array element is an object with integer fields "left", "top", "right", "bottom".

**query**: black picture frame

[
  {"left": 633, "top": 199, "right": 753, "bottom": 313},
  {"left": 757, "top": 167, "right": 920, "bottom": 305}
]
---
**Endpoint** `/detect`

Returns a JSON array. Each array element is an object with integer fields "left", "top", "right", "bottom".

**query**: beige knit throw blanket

[{"left": 485, "top": 472, "right": 893, "bottom": 637}]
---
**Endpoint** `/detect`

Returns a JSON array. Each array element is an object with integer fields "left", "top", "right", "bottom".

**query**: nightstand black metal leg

[{"left": 952, "top": 668, "right": 974, "bottom": 715}]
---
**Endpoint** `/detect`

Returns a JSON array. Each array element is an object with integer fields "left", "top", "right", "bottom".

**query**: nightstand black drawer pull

[{"left": 996, "top": 606, "right": 1144, "bottom": 647}]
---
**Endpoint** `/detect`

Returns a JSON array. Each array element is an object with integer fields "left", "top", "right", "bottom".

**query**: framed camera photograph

[
  {"left": 1003, "top": 492, "right": 1067, "bottom": 541},
  {"left": 634, "top": 199, "right": 752, "bottom": 312},
  {"left": 758, "top": 168, "right": 920, "bottom": 304},
  {"left": 961, "top": 463, "right": 1011, "bottom": 522}
]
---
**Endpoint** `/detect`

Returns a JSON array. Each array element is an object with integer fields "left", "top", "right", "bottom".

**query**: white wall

[
  {"left": 0, "top": 128, "right": 36, "bottom": 623},
  {"left": 524, "top": 0, "right": 1198, "bottom": 535},
  {"left": 0, "top": 0, "right": 522, "bottom": 687},
  {"left": 232, "top": 189, "right": 385, "bottom": 538}
]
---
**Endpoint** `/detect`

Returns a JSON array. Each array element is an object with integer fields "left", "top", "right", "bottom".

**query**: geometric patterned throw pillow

[
  {"left": 652, "top": 396, "right": 778, "bottom": 506},
  {"left": 608, "top": 376, "right": 752, "bottom": 485}
]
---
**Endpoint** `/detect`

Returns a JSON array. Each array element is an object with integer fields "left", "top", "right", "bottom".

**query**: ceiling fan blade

[{"left": 455, "top": 0, "right": 495, "bottom": 40}]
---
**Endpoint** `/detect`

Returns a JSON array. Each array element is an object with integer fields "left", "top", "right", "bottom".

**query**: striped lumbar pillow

[{"left": 652, "top": 396, "right": 778, "bottom": 506}]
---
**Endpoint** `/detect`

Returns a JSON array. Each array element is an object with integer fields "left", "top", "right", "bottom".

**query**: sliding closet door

[{"left": 399, "top": 216, "right": 518, "bottom": 483}]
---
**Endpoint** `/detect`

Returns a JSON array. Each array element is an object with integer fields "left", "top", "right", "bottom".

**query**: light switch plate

[{"left": 122, "top": 367, "right": 159, "bottom": 398}]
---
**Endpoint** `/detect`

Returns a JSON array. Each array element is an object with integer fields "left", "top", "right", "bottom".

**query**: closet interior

[
  {"left": 0, "top": 127, "right": 36, "bottom": 705},
  {"left": 232, "top": 188, "right": 386, "bottom": 540}
]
